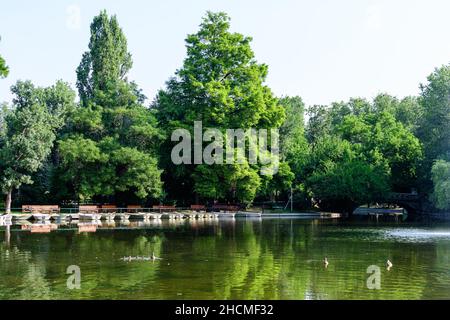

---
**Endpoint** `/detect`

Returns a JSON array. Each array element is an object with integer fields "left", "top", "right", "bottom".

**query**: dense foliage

[
  {"left": 56, "top": 11, "right": 162, "bottom": 204},
  {"left": 154, "top": 12, "right": 286, "bottom": 206},
  {"left": 0, "top": 81, "right": 69, "bottom": 212},
  {"left": 0, "top": 11, "right": 448, "bottom": 214},
  {"left": 431, "top": 160, "right": 450, "bottom": 210}
]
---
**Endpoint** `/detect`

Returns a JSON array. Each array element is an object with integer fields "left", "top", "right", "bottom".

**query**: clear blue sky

[{"left": 1, "top": 0, "right": 450, "bottom": 106}]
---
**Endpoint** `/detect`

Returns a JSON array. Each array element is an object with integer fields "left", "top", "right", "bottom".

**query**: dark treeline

[{"left": 0, "top": 11, "right": 449, "bottom": 214}]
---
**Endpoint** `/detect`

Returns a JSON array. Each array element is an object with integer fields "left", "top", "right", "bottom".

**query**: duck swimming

[
  {"left": 121, "top": 254, "right": 162, "bottom": 262},
  {"left": 386, "top": 259, "right": 393, "bottom": 270}
]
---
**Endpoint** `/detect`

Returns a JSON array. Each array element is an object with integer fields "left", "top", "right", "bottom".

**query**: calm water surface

[{"left": 1, "top": 218, "right": 449, "bottom": 299}]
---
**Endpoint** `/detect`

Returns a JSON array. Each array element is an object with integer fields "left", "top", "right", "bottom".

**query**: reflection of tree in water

[
  {"left": 218, "top": 219, "right": 316, "bottom": 299},
  {"left": 0, "top": 233, "right": 61, "bottom": 299},
  {"left": 164, "top": 219, "right": 292, "bottom": 299},
  {"left": 287, "top": 224, "right": 432, "bottom": 300},
  {"left": 168, "top": 219, "right": 432, "bottom": 299},
  {"left": 0, "top": 229, "right": 165, "bottom": 299},
  {"left": 418, "top": 242, "right": 450, "bottom": 299},
  {"left": 0, "top": 221, "right": 447, "bottom": 299},
  {"left": 0, "top": 244, "right": 37, "bottom": 299},
  {"left": 19, "top": 263, "right": 53, "bottom": 300},
  {"left": 51, "top": 230, "right": 166, "bottom": 299}
]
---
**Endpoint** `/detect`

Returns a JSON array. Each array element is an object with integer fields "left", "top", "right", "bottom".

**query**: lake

[{"left": 1, "top": 217, "right": 450, "bottom": 299}]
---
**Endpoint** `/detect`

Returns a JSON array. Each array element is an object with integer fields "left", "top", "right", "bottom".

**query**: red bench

[
  {"left": 127, "top": 205, "right": 142, "bottom": 213},
  {"left": 22, "top": 205, "right": 60, "bottom": 214},
  {"left": 101, "top": 205, "right": 117, "bottom": 213},
  {"left": 153, "top": 205, "right": 176, "bottom": 212},
  {"left": 79, "top": 205, "right": 99, "bottom": 213}
]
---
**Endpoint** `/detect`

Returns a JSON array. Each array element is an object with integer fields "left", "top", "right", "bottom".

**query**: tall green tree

[
  {"left": 76, "top": 11, "right": 132, "bottom": 105},
  {"left": 431, "top": 160, "right": 450, "bottom": 210},
  {"left": 418, "top": 65, "right": 450, "bottom": 191},
  {"left": 0, "top": 81, "right": 59, "bottom": 213},
  {"left": 12, "top": 80, "right": 76, "bottom": 204},
  {"left": 303, "top": 135, "right": 389, "bottom": 213},
  {"left": 338, "top": 111, "right": 423, "bottom": 192},
  {"left": 301, "top": 96, "right": 423, "bottom": 213},
  {"left": 279, "top": 96, "right": 308, "bottom": 161},
  {"left": 276, "top": 96, "right": 309, "bottom": 206},
  {"left": 154, "top": 11, "right": 285, "bottom": 205},
  {"left": 58, "top": 11, "right": 162, "bottom": 203}
]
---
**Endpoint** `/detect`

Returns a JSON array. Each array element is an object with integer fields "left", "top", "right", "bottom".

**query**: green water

[{"left": 1, "top": 218, "right": 450, "bottom": 300}]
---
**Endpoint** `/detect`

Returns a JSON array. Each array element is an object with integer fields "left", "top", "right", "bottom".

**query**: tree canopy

[
  {"left": 431, "top": 160, "right": 450, "bottom": 210},
  {"left": 0, "top": 81, "right": 64, "bottom": 212},
  {"left": 301, "top": 97, "right": 423, "bottom": 213},
  {"left": 57, "top": 10, "right": 162, "bottom": 204},
  {"left": 417, "top": 65, "right": 450, "bottom": 193},
  {"left": 0, "top": 10, "right": 448, "bottom": 215},
  {"left": 154, "top": 11, "right": 285, "bottom": 205}
]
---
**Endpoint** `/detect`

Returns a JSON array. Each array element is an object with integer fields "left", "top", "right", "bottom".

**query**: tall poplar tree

[{"left": 58, "top": 11, "right": 162, "bottom": 203}]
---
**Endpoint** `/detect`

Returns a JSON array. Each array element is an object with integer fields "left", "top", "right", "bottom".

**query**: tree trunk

[
  {"left": 5, "top": 225, "right": 10, "bottom": 247},
  {"left": 5, "top": 189, "right": 12, "bottom": 214}
]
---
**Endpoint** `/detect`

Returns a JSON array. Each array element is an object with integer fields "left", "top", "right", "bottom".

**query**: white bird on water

[
  {"left": 120, "top": 253, "right": 163, "bottom": 262},
  {"left": 386, "top": 259, "right": 393, "bottom": 270},
  {"left": 323, "top": 257, "right": 329, "bottom": 268}
]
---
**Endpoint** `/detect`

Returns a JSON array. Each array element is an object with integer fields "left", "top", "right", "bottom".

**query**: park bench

[
  {"left": 190, "top": 204, "right": 206, "bottom": 211},
  {"left": 101, "top": 205, "right": 117, "bottom": 213},
  {"left": 153, "top": 205, "right": 176, "bottom": 212},
  {"left": 127, "top": 205, "right": 142, "bottom": 213},
  {"left": 22, "top": 205, "right": 60, "bottom": 214},
  {"left": 78, "top": 205, "right": 99, "bottom": 213},
  {"left": 212, "top": 204, "right": 240, "bottom": 212}
]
